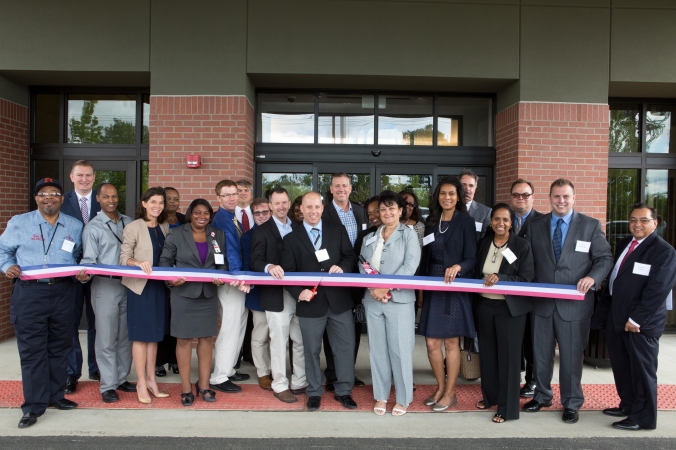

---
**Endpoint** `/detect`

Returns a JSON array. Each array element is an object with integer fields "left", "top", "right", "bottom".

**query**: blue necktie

[
  {"left": 553, "top": 218, "right": 563, "bottom": 263},
  {"left": 311, "top": 228, "right": 321, "bottom": 250}
]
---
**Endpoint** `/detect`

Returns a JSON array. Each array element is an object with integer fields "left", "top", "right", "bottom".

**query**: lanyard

[
  {"left": 39, "top": 222, "right": 60, "bottom": 264},
  {"left": 106, "top": 219, "right": 125, "bottom": 244}
]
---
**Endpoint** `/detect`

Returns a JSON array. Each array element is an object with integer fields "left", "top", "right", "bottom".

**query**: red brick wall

[
  {"left": 148, "top": 96, "right": 255, "bottom": 207},
  {"left": 496, "top": 102, "right": 609, "bottom": 225},
  {"left": 0, "top": 98, "right": 29, "bottom": 341}
]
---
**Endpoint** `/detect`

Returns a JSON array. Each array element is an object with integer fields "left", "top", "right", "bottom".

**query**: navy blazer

[
  {"left": 592, "top": 233, "right": 676, "bottom": 338},
  {"left": 420, "top": 209, "right": 477, "bottom": 279},
  {"left": 61, "top": 190, "right": 101, "bottom": 227},
  {"left": 475, "top": 232, "right": 534, "bottom": 317}
]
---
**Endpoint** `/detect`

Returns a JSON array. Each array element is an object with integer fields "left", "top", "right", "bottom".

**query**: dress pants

[
  {"left": 323, "top": 323, "right": 361, "bottom": 384},
  {"left": 11, "top": 280, "right": 75, "bottom": 415},
  {"left": 606, "top": 315, "right": 660, "bottom": 429},
  {"left": 90, "top": 276, "right": 132, "bottom": 392},
  {"left": 475, "top": 298, "right": 527, "bottom": 420},
  {"left": 67, "top": 280, "right": 98, "bottom": 379},
  {"left": 265, "top": 289, "right": 306, "bottom": 393},
  {"left": 251, "top": 310, "right": 271, "bottom": 378},
  {"left": 210, "top": 284, "right": 248, "bottom": 384},
  {"left": 521, "top": 312, "right": 535, "bottom": 385},
  {"left": 365, "top": 298, "right": 415, "bottom": 407},
  {"left": 299, "top": 308, "right": 355, "bottom": 397},
  {"left": 532, "top": 308, "right": 590, "bottom": 410}
]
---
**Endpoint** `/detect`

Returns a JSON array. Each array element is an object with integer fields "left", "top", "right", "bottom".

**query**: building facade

[{"left": 1, "top": 0, "right": 675, "bottom": 340}]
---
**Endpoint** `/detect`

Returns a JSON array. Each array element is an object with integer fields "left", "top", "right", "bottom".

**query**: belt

[
  {"left": 98, "top": 275, "right": 122, "bottom": 280},
  {"left": 23, "top": 277, "right": 70, "bottom": 284}
]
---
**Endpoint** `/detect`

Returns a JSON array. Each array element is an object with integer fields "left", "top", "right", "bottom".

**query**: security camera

[{"left": 287, "top": 96, "right": 296, "bottom": 103}]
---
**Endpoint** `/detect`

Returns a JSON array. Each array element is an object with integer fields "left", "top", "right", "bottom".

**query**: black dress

[
  {"left": 127, "top": 225, "right": 170, "bottom": 343},
  {"left": 417, "top": 221, "right": 476, "bottom": 339}
]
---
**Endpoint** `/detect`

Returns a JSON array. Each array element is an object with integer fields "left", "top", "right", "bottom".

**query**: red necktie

[
  {"left": 241, "top": 211, "right": 250, "bottom": 232},
  {"left": 619, "top": 239, "right": 638, "bottom": 270}
]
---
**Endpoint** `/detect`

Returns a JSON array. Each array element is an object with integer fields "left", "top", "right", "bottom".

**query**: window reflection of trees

[
  {"left": 68, "top": 100, "right": 136, "bottom": 144},
  {"left": 318, "top": 174, "right": 370, "bottom": 206},
  {"left": 261, "top": 173, "right": 312, "bottom": 203},
  {"left": 380, "top": 175, "right": 431, "bottom": 209},
  {"left": 609, "top": 109, "right": 640, "bottom": 153},
  {"left": 646, "top": 110, "right": 672, "bottom": 153},
  {"left": 606, "top": 169, "right": 639, "bottom": 253}
]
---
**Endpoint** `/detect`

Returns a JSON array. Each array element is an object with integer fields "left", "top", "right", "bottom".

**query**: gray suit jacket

[
  {"left": 526, "top": 211, "right": 613, "bottom": 321},
  {"left": 468, "top": 201, "right": 492, "bottom": 241},
  {"left": 358, "top": 223, "right": 421, "bottom": 304}
]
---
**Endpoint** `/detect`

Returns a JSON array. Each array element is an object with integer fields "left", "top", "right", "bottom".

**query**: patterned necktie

[
  {"left": 241, "top": 211, "right": 250, "bottom": 232},
  {"left": 311, "top": 228, "right": 321, "bottom": 250},
  {"left": 515, "top": 216, "right": 522, "bottom": 235},
  {"left": 232, "top": 216, "right": 242, "bottom": 238},
  {"left": 619, "top": 239, "right": 638, "bottom": 270},
  {"left": 553, "top": 218, "right": 563, "bottom": 262},
  {"left": 80, "top": 197, "right": 89, "bottom": 224}
]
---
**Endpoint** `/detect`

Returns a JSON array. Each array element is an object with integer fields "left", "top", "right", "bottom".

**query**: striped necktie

[
  {"left": 311, "top": 228, "right": 321, "bottom": 250},
  {"left": 80, "top": 197, "right": 89, "bottom": 224},
  {"left": 553, "top": 218, "right": 563, "bottom": 262},
  {"left": 232, "top": 216, "right": 242, "bottom": 238}
]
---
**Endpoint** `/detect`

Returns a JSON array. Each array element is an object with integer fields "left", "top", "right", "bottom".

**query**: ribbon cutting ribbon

[{"left": 18, "top": 264, "right": 585, "bottom": 300}]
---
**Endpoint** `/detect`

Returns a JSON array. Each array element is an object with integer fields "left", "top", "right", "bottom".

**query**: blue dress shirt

[
  {"left": 550, "top": 210, "right": 574, "bottom": 247},
  {"left": 303, "top": 220, "right": 323, "bottom": 248},
  {"left": 211, "top": 207, "right": 242, "bottom": 271}
]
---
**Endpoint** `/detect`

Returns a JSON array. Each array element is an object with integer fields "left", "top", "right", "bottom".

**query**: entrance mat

[{"left": 0, "top": 381, "right": 675, "bottom": 413}]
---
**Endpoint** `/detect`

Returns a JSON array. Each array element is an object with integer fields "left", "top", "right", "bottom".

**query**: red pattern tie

[
  {"left": 619, "top": 239, "right": 638, "bottom": 270},
  {"left": 80, "top": 197, "right": 89, "bottom": 224},
  {"left": 241, "top": 211, "right": 250, "bottom": 232}
]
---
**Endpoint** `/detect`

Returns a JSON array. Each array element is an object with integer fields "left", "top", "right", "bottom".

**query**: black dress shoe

[
  {"left": 117, "top": 381, "right": 137, "bottom": 393},
  {"left": 18, "top": 412, "right": 42, "bottom": 429},
  {"left": 562, "top": 408, "right": 579, "bottom": 424},
  {"left": 520, "top": 383, "right": 536, "bottom": 398},
  {"left": 101, "top": 390, "right": 119, "bottom": 403},
  {"left": 603, "top": 407, "right": 630, "bottom": 417},
  {"left": 326, "top": 382, "right": 335, "bottom": 392},
  {"left": 229, "top": 372, "right": 250, "bottom": 381},
  {"left": 354, "top": 377, "right": 365, "bottom": 387},
  {"left": 64, "top": 376, "right": 77, "bottom": 394},
  {"left": 155, "top": 365, "right": 167, "bottom": 377},
  {"left": 210, "top": 380, "right": 241, "bottom": 393},
  {"left": 50, "top": 398, "right": 78, "bottom": 410},
  {"left": 523, "top": 399, "right": 552, "bottom": 412},
  {"left": 334, "top": 394, "right": 357, "bottom": 409},
  {"left": 307, "top": 396, "right": 321, "bottom": 411},
  {"left": 170, "top": 364, "right": 179, "bottom": 374},
  {"left": 88, "top": 371, "right": 100, "bottom": 381},
  {"left": 612, "top": 418, "right": 643, "bottom": 430}
]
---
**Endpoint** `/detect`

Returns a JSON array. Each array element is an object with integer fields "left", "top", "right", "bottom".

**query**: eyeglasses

[
  {"left": 253, "top": 210, "right": 271, "bottom": 216},
  {"left": 36, "top": 192, "right": 62, "bottom": 198},
  {"left": 629, "top": 218, "right": 654, "bottom": 224},
  {"left": 510, "top": 193, "right": 532, "bottom": 199},
  {"left": 218, "top": 193, "right": 238, "bottom": 199}
]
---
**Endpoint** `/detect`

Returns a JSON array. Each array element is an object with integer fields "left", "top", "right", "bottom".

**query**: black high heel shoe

[
  {"left": 181, "top": 387, "right": 194, "bottom": 407},
  {"left": 195, "top": 382, "right": 216, "bottom": 403},
  {"left": 156, "top": 365, "right": 167, "bottom": 377}
]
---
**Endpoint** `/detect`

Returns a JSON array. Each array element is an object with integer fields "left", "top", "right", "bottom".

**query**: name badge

[
  {"left": 575, "top": 240, "right": 591, "bottom": 253},
  {"left": 502, "top": 247, "right": 517, "bottom": 264},
  {"left": 633, "top": 262, "right": 650, "bottom": 276},
  {"left": 61, "top": 239, "right": 75, "bottom": 253},
  {"left": 361, "top": 224, "right": 367, "bottom": 231},
  {"left": 475, "top": 222, "right": 483, "bottom": 232},
  {"left": 212, "top": 240, "right": 221, "bottom": 253},
  {"left": 315, "top": 249, "right": 330, "bottom": 262},
  {"left": 365, "top": 236, "right": 377, "bottom": 247},
  {"left": 214, "top": 254, "right": 225, "bottom": 265},
  {"left": 423, "top": 233, "right": 435, "bottom": 246}
]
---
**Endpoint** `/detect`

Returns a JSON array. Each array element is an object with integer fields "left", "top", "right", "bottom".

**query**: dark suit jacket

[
  {"left": 250, "top": 218, "right": 298, "bottom": 312},
  {"left": 526, "top": 211, "right": 613, "bottom": 321},
  {"left": 321, "top": 200, "right": 367, "bottom": 234},
  {"left": 468, "top": 201, "right": 492, "bottom": 241},
  {"left": 280, "top": 221, "right": 356, "bottom": 318},
  {"left": 475, "top": 232, "right": 535, "bottom": 317},
  {"left": 592, "top": 233, "right": 676, "bottom": 338},
  {"left": 61, "top": 190, "right": 102, "bottom": 226},
  {"left": 159, "top": 224, "right": 228, "bottom": 299},
  {"left": 241, "top": 224, "right": 263, "bottom": 311},
  {"left": 420, "top": 209, "right": 477, "bottom": 279},
  {"left": 517, "top": 209, "right": 542, "bottom": 241}
]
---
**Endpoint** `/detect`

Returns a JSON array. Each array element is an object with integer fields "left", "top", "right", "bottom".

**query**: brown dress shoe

[
  {"left": 274, "top": 389, "right": 298, "bottom": 403},
  {"left": 258, "top": 375, "right": 273, "bottom": 391}
]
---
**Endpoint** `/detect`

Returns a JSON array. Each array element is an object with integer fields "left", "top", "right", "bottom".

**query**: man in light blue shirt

[{"left": 0, "top": 178, "right": 82, "bottom": 429}]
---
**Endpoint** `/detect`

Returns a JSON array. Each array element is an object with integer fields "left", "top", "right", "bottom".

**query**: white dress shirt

[{"left": 236, "top": 205, "right": 253, "bottom": 228}]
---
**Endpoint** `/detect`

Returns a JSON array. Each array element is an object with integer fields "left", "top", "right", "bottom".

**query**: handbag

[
  {"left": 353, "top": 302, "right": 366, "bottom": 324},
  {"left": 459, "top": 337, "right": 480, "bottom": 380}
]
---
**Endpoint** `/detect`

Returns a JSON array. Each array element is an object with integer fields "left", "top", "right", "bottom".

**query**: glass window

[
  {"left": 141, "top": 161, "right": 149, "bottom": 195},
  {"left": 646, "top": 169, "right": 675, "bottom": 246},
  {"left": 257, "top": 93, "right": 315, "bottom": 143},
  {"left": 646, "top": 105, "right": 675, "bottom": 154},
  {"left": 609, "top": 104, "right": 641, "bottom": 153},
  {"left": 378, "top": 96, "right": 433, "bottom": 145},
  {"left": 381, "top": 174, "right": 432, "bottom": 217},
  {"left": 318, "top": 94, "right": 374, "bottom": 144},
  {"left": 261, "top": 172, "right": 312, "bottom": 202},
  {"left": 438, "top": 97, "right": 492, "bottom": 146},
  {"left": 34, "top": 94, "right": 60, "bottom": 143},
  {"left": 606, "top": 169, "right": 640, "bottom": 253},
  {"left": 67, "top": 94, "right": 136, "bottom": 144},
  {"left": 142, "top": 94, "right": 150, "bottom": 144},
  {"left": 318, "top": 173, "right": 370, "bottom": 206}
]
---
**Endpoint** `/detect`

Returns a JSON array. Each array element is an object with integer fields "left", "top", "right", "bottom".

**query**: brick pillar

[
  {"left": 148, "top": 96, "right": 255, "bottom": 204},
  {"left": 0, "top": 98, "right": 29, "bottom": 341},
  {"left": 495, "top": 102, "right": 609, "bottom": 225}
]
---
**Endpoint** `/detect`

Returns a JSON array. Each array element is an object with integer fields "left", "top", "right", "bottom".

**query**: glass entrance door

[{"left": 63, "top": 160, "right": 138, "bottom": 216}]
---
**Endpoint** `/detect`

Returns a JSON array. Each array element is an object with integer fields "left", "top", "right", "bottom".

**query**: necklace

[
  {"left": 438, "top": 213, "right": 453, "bottom": 234},
  {"left": 491, "top": 237, "right": 509, "bottom": 263}
]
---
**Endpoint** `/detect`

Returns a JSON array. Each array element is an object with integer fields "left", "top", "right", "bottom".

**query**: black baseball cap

[{"left": 35, "top": 178, "right": 63, "bottom": 194}]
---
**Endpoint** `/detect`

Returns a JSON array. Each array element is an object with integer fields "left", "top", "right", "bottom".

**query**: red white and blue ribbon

[{"left": 19, "top": 264, "right": 585, "bottom": 300}]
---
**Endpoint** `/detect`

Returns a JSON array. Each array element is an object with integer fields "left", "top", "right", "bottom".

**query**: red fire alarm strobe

[{"left": 186, "top": 155, "right": 201, "bottom": 168}]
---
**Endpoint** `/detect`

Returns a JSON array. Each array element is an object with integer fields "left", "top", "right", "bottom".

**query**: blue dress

[
  {"left": 417, "top": 221, "right": 476, "bottom": 339},
  {"left": 127, "top": 225, "right": 170, "bottom": 342}
]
